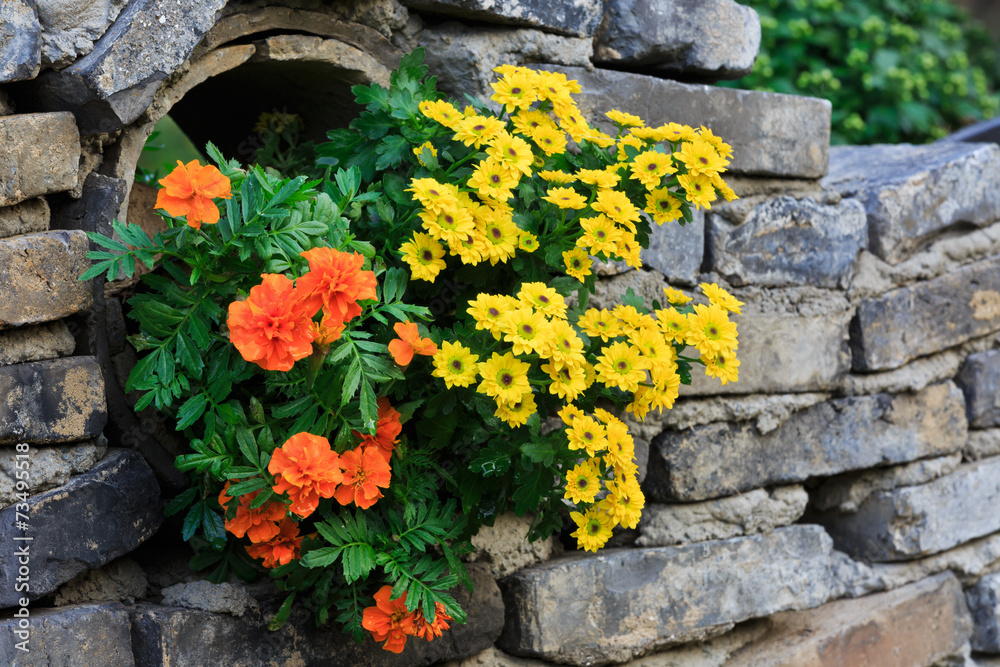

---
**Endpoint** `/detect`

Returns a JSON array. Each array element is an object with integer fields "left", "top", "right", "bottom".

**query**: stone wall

[{"left": 1, "top": 1, "right": 999, "bottom": 665}]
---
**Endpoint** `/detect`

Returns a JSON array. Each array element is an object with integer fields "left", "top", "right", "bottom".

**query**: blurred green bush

[{"left": 724, "top": 0, "right": 1000, "bottom": 144}]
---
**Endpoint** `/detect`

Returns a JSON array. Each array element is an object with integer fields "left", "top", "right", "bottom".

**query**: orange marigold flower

[
  {"left": 333, "top": 445, "right": 391, "bottom": 510},
  {"left": 228, "top": 274, "right": 316, "bottom": 372},
  {"left": 297, "top": 248, "right": 377, "bottom": 324},
  {"left": 154, "top": 159, "right": 232, "bottom": 229},
  {"left": 268, "top": 432, "right": 344, "bottom": 518},
  {"left": 218, "top": 481, "right": 287, "bottom": 543},
  {"left": 353, "top": 397, "right": 402, "bottom": 462},
  {"left": 362, "top": 585, "right": 417, "bottom": 653},
  {"left": 245, "top": 517, "right": 302, "bottom": 568},
  {"left": 388, "top": 321, "right": 438, "bottom": 366},
  {"left": 312, "top": 313, "right": 347, "bottom": 348},
  {"left": 412, "top": 602, "right": 452, "bottom": 641}
]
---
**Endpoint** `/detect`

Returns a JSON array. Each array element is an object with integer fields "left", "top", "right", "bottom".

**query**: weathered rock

[
  {"left": 706, "top": 196, "right": 867, "bottom": 288},
  {"left": 0, "top": 602, "right": 135, "bottom": 666},
  {"left": 813, "top": 453, "right": 963, "bottom": 513},
  {"left": 958, "top": 350, "right": 1000, "bottom": 428},
  {"left": 51, "top": 172, "right": 128, "bottom": 243},
  {"left": 817, "top": 456, "right": 1000, "bottom": 562},
  {"left": 468, "top": 513, "right": 558, "bottom": 578},
  {"left": 727, "top": 573, "right": 972, "bottom": 666},
  {"left": 0, "top": 197, "right": 49, "bottom": 238},
  {"left": 0, "top": 0, "right": 41, "bottom": 82},
  {"left": 647, "top": 381, "right": 968, "bottom": 502},
  {"left": 161, "top": 580, "right": 255, "bottom": 617},
  {"left": 969, "top": 572, "right": 1000, "bottom": 653},
  {"left": 36, "top": 0, "right": 128, "bottom": 69},
  {"left": 0, "top": 320, "right": 75, "bottom": 367},
  {"left": 0, "top": 231, "right": 93, "bottom": 329},
  {"left": 420, "top": 24, "right": 592, "bottom": 100},
  {"left": 0, "top": 449, "right": 161, "bottom": 607},
  {"left": 968, "top": 430, "right": 1000, "bottom": 462},
  {"left": 130, "top": 563, "right": 503, "bottom": 666},
  {"left": 594, "top": 0, "right": 761, "bottom": 80},
  {"left": 53, "top": 557, "right": 147, "bottom": 606},
  {"left": 35, "top": 0, "right": 228, "bottom": 134},
  {"left": 636, "top": 486, "right": 808, "bottom": 547},
  {"left": 643, "top": 210, "right": 704, "bottom": 286},
  {"left": 842, "top": 345, "right": 966, "bottom": 397},
  {"left": 0, "top": 436, "right": 107, "bottom": 508},
  {"left": 551, "top": 66, "right": 831, "bottom": 179},
  {"left": 497, "top": 525, "right": 862, "bottom": 665},
  {"left": 403, "top": 0, "right": 602, "bottom": 37},
  {"left": 0, "top": 356, "right": 106, "bottom": 445},
  {"left": 851, "top": 255, "right": 1000, "bottom": 371},
  {"left": 822, "top": 143, "right": 1000, "bottom": 264},
  {"left": 0, "top": 113, "right": 80, "bottom": 206}
]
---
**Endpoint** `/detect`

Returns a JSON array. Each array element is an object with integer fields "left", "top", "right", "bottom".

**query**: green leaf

[
  {"left": 267, "top": 593, "right": 297, "bottom": 631},
  {"left": 227, "top": 477, "right": 269, "bottom": 497},
  {"left": 164, "top": 487, "right": 198, "bottom": 517},
  {"left": 235, "top": 424, "right": 258, "bottom": 466},
  {"left": 175, "top": 394, "right": 209, "bottom": 431},
  {"left": 181, "top": 503, "right": 203, "bottom": 541},
  {"left": 359, "top": 380, "right": 377, "bottom": 432}
]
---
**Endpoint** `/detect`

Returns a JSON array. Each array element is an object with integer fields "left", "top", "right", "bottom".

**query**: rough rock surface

[
  {"left": 0, "top": 0, "right": 41, "bottom": 82},
  {"left": 967, "top": 429, "right": 1000, "bottom": 462},
  {"left": 0, "top": 602, "right": 135, "bottom": 666},
  {"left": 646, "top": 382, "right": 967, "bottom": 502},
  {"left": 812, "top": 453, "right": 963, "bottom": 513},
  {"left": 36, "top": 0, "right": 129, "bottom": 69},
  {"left": 51, "top": 172, "right": 128, "bottom": 242},
  {"left": 468, "top": 513, "right": 558, "bottom": 578},
  {"left": 968, "top": 572, "right": 1000, "bottom": 653},
  {"left": 551, "top": 65, "right": 831, "bottom": 179},
  {"left": 0, "top": 197, "right": 49, "bottom": 238},
  {"left": 0, "top": 449, "right": 162, "bottom": 607},
  {"left": 0, "top": 356, "right": 107, "bottom": 445},
  {"left": 595, "top": 0, "right": 761, "bottom": 80},
  {"left": 497, "top": 525, "right": 861, "bottom": 665},
  {"left": 0, "top": 113, "right": 79, "bottom": 206},
  {"left": 957, "top": 349, "right": 1000, "bottom": 428},
  {"left": 822, "top": 142, "right": 1000, "bottom": 264},
  {"left": 817, "top": 456, "right": 1000, "bottom": 562},
  {"left": 161, "top": 580, "right": 256, "bottom": 617},
  {"left": 644, "top": 210, "right": 704, "bottom": 286},
  {"left": 53, "top": 557, "right": 148, "bottom": 606},
  {"left": 0, "top": 320, "right": 75, "bottom": 367},
  {"left": 0, "top": 231, "right": 92, "bottom": 328},
  {"left": 402, "top": 0, "right": 603, "bottom": 37},
  {"left": 727, "top": 573, "right": 973, "bottom": 667},
  {"left": 851, "top": 255, "right": 1000, "bottom": 371},
  {"left": 0, "top": 437, "right": 107, "bottom": 508},
  {"left": 706, "top": 196, "right": 867, "bottom": 288},
  {"left": 636, "top": 486, "right": 808, "bottom": 547}
]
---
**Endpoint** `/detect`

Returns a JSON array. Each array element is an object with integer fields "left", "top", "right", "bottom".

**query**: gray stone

[
  {"left": 594, "top": 0, "right": 761, "bottom": 80},
  {"left": 0, "top": 113, "right": 79, "bottom": 206},
  {"left": 0, "top": 437, "right": 107, "bottom": 508},
  {"left": 551, "top": 66, "right": 831, "bottom": 179},
  {"left": 468, "top": 512, "right": 558, "bottom": 578},
  {"left": 817, "top": 456, "right": 1000, "bottom": 562},
  {"left": 0, "top": 356, "right": 106, "bottom": 445},
  {"left": 0, "top": 602, "right": 135, "bottom": 666},
  {"left": 645, "top": 381, "right": 967, "bottom": 501},
  {"left": 53, "top": 557, "right": 147, "bottom": 606},
  {"left": 842, "top": 345, "right": 967, "bottom": 397},
  {"left": 51, "top": 172, "right": 127, "bottom": 244},
  {"left": 36, "top": 0, "right": 129, "bottom": 69},
  {"left": 968, "top": 430, "right": 1000, "bottom": 462},
  {"left": 0, "top": 198, "right": 49, "bottom": 239},
  {"left": 643, "top": 209, "right": 704, "bottom": 286},
  {"left": 0, "top": 0, "right": 41, "bottom": 82},
  {"left": 727, "top": 573, "right": 972, "bottom": 667},
  {"left": 822, "top": 143, "right": 1000, "bottom": 264},
  {"left": 0, "top": 449, "right": 162, "bottom": 607},
  {"left": 851, "top": 255, "right": 1000, "bottom": 371},
  {"left": 968, "top": 572, "right": 1000, "bottom": 653},
  {"left": 958, "top": 350, "right": 1000, "bottom": 428},
  {"left": 813, "top": 453, "right": 963, "bottom": 513},
  {"left": 0, "top": 231, "right": 93, "bottom": 329},
  {"left": 419, "top": 23, "right": 592, "bottom": 100},
  {"left": 161, "top": 580, "right": 255, "bottom": 617},
  {"left": 706, "top": 196, "right": 867, "bottom": 288},
  {"left": 636, "top": 486, "right": 808, "bottom": 547},
  {"left": 35, "top": 0, "right": 227, "bottom": 134},
  {"left": 0, "top": 320, "right": 75, "bottom": 367},
  {"left": 402, "top": 0, "right": 602, "bottom": 37},
  {"left": 497, "top": 525, "right": 860, "bottom": 665}
]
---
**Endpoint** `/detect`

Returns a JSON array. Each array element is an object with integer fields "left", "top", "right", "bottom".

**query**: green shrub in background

[{"left": 726, "top": 0, "right": 1000, "bottom": 144}]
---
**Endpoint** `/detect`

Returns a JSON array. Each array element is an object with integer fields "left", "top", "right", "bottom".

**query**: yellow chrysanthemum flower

[
  {"left": 481, "top": 212, "right": 520, "bottom": 265},
  {"left": 413, "top": 141, "right": 437, "bottom": 167},
  {"left": 419, "top": 205, "right": 475, "bottom": 247},
  {"left": 453, "top": 115, "right": 505, "bottom": 148},
  {"left": 700, "top": 282, "right": 744, "bottom": 315},
  {"left": 662, "top": 287, "right": 693, "bottom": 306},
  {"left": 674, "top": 139, "right": 729, "bottom": 176},
  {"left": 711, "top": 172, "right": 739, "bottom": 203},
  {"left": 703, "top": 350, "right": 740, "bottom": 385},
  {"left": 615, "top": 135, "right": 646, "bottom": 163},
  {"left": 542, "top": 361, "right": 587, "bottom": 401},
  {"left": 611, "top": 304, "right": 646, "bottom": 334},
  {"left": 491, "top": 71, "right": 538, "bottom": 113},
  {"left": 418, "top": 100, "right": 463, "bottom": 128},
  {"left": 468, "top": 158, "right": 516, "bottom": 202},
  {"left": 512, "top": 109, "right": 557, "bottom": 138},
  {"left": 500, "top": 307, "right": 553, "bottom": 356},
  {"left": 576, "top": 168, "right": 620, "bottom": 190},
  {"left": 432, "top": 341, "right": 480, "bottom": 388},
  {"left": 531, "top": 125, "right": 567, "bottom": 156},
  {"left": 615, "top": 233, "right": 643, "bottom": 268},
  {"left": 629, "top": 327, "right": 675, "bottom": 371},
  {"left": 567, "top": 416, "right": 608, "bottom": 457},
  {"left": 450, "top": 229, "right": 487, "bottom": 266},
  {"left": 580, "top": 127, "right": 617, "bottom": 148},
  {"left": 599, "top": 477, "right": 644, "bottom": 529},
  {"left": 606, "top": 109, "right": 644, "bottom": 127},
  {"left": 630, "top": 150, "right": 677, "bottom": 189},
  {"left": 494, "top": 390, "right": 537, "bottom": 427},
  {"left": 644, "top": 187, "right": 684, "bottom": 225},
  {"left": 518, "top": 231, "right": 539, "bottom": 253},
  {"left": 564, "top": 458, "right": 603, "bottom": 504},
  {"left": 592, "top": 189, "right": 640, "bottom": 229},
  {"left": 604, "top": 419, "right": 637, "bottom": 477},
  {"left": 578, "top": 308, "right": 621, "bottom": 342},
  {"left": 467, "top": 293, "right": 516, "bottom": 339},
  {"left": 570, "top": 507, "right": 614, "bottom": 552},
  {"left": 408, "top": 178, "right": 457, "bottom": 215},
  {"left": 400, "top": 232, "right": 446, "bottom": 283},
  {"left": 699, "top": 125, "right": 734, "bottom": 158},
  {"left": 655, "top": 307, "right": 690, "bottom": 343},
  {"left": 545, "top": 319, "right": 584, "bottom": 365},
  {"left": 477, "top": 352, "right": 531, "bottom": 403},
  {"left": 563, "top": 248, "right": 592, "bottom": 282},
  {"left": 658, "top": 122, "right": 697, "bottom": 143},
  {"left": 678, "top": 173, "right": 717, "bottom": 210},
  {"left": 595, "top": 341, "right": 650, "bottom": 393},
  {"left": 542, "top": 186, "right": 587, "bottom": 210},
  {"left": 686, "top": 303, "right": 739, "bottom": 356},
  {"left": 647, "top": 363, "right": 682, "bottom": 411},
  {"left": 487, "top": 131, "right": 535, "bottom": 178},
  {"left": 577, "top": 215, "right": 620, "bottom": 257},
  {"left": 629, "top": 125, "right": 667, "bottom": 141},
  {"left": 518, "top": 282, "right": 567, "bottom": 319},
  {"left": 539, "top": 169, "right": 576, "bottom": 184},
  {"left": 558, "top": 403, "right": 585, "bottom": 426}
]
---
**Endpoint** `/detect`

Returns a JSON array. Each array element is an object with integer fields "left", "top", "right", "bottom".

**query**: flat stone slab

[
  {"left": 822, "top": 143, "right": 1000, "bottom": 264},
  {"left": 636, "top": 486, "right": 808, "bottom": 547},
  {"left": 645, "top": 381, "right": 967, "bottom": 501},
  {"left": 0, "top": 0, "right": 41, "bottom": 83},
  {"left": 727, "top": 573, "right": 972, "bottom": 666},
  {"left": 957, "top": 349, "right": 1000, "bottom": 428},
  {"left": 0, "top": 357, "right": 107, "bottom": 445},
  {"left": 0, "top": 320, "right": 75, "bottom": 367},
  {"left": 851, "top": 255, "right": 1000, "bottom": 371},
  {"left": 0, "top": 449, "right": 162, "bottom": 607},
  {"left": 0, "top": 602, "right": 135, "bottom": 666},
  {"left": 497, "top": 525, "right": 856, "bottom": 665},
  {"left": 551, "top": 65, "right": 831, "bottom": 179},
  {"left": 812, "top": 453, "right": 962, "bottom": 514},
  {"left": 595, "top": 0, "right": 761, "bottom": 79},
  {"left": 402, "top": 0, "right": 603, "bottom": 37},
  {"left": 0, "top": 230, "right": 92, "bottom": 329},
  {"left": 968, "top": 572, "right": 1000, "bottom": 653},
  {"left": 0, "top": 198, "right": 49, "bottom": 239},
  {"left": 707, "top": 196, "right": 867, "bottom": 288},
  {"left": 0, "top": 438, "right": 107, "bottom": 509},
  {"left": 817, "top": 456, "right": 1000, "bottom": 562},
  {"left": 643, "top": 209, "right": 704, "bottom": 285},
  {"left": 0, "top": 113, "right": 79, "bottom": 207}
]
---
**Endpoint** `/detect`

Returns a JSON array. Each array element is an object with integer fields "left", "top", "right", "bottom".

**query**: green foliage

[{"left": 726, "top": 0, "right": 1000, "bottom": 143}]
